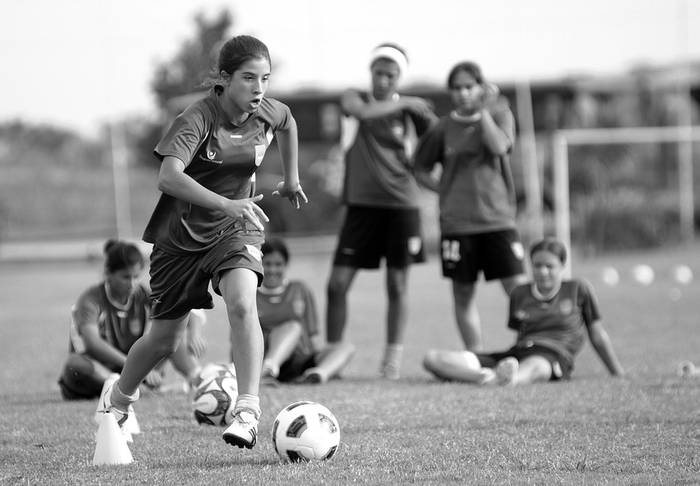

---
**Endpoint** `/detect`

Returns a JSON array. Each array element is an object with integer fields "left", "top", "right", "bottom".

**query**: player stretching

[
  {"left": 414, "top": 60, "right": 528, "bottom": 351},
  {"left": 423, "top": 238, "right": 625, "bottom": 385},
  {"left": 326, "top": 43, "right": 437, "bottom": 379},
  {"left": 95, "top": 35, "right": 307, "bottom": 451},
  {"left": 251, "top": 238, "right": 355, "bottom": 385},
  {"left": 59, "top": 239, "right": 205, "bottom": 400}
]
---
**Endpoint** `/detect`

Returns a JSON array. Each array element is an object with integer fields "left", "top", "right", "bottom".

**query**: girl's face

[
  {"left": 106, "top": 263, "right": 143, "bottom": 299},
  {"left": 221, "top": 57, "right": 271, "bottom": 117},
  {"left": 450, "top": 70, "right": 485, "bottom": 116},
  {"left": 262, "top": 251, "right": 287, "bottom": 288},
  {"left": 370, "top": 59, "right": 401, "bottom": 100},
  {"left": 531, "top": 250, "right": 564, "bottom": 294}
]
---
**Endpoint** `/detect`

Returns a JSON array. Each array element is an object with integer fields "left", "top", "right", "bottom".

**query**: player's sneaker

[
  {"left": 94, "top": 373, "right": 129, "bottom": 427},
  {"left": 380, "top": 361, "right": 400, "bottom": 380},
  {"left": 222, "top": 409, "right": 259, "bottom": 449},
  {"left": 495, "top": 357, "right": 519, "bottom": 386}
]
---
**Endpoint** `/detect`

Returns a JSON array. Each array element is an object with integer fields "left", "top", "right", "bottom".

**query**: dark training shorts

[
  {"left": 149, "top": 235, "right": 264, "bottom": 320},
  {"left": 440, "top": 229, "right": 525, "bottom": 283},
  {"left": 333, "top": 205, "right": 425, "bottom": 269},
  {"left": 476, "top": 344, "right": 570, "bottom": 380}
]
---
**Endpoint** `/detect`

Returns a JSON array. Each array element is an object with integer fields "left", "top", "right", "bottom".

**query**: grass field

[{"left": 1, "top": 242, "right": 699, "bottom": 485}]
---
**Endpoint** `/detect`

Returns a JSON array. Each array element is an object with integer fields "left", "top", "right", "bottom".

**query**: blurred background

[{"left": 1, "top": 0, "right": 699, "bottom": 259}]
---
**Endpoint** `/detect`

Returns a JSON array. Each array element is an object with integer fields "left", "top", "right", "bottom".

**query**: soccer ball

[
  {"left": 197, "top": 362, "right": 237, "bottom": 383},
  {"left": 272, "top": 401, "right": 340, "bottom": 462},
  {"left": 192, "top": 374, "right": 238, "bottom": 426}
]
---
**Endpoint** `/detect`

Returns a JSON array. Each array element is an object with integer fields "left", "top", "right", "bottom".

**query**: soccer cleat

[
  {"left": 495, "top": 357, "right": 519, "bottom": 386},
  {"left": 94, "top": 374, "right": 129, "bottom": 427},
  {"left": 380, "top": 362, "right": 400, "bottom": 380},
  {"left": 222, "top": 409, "right": 259, "bottom": 449}
]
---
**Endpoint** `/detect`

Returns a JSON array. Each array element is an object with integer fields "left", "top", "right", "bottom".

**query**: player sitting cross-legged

[
  {"left": 245, "top": 238, "right": 355, "bottom": 386},
  {"left": 423, "top": 238, "right": 625, "bottom": 385}
]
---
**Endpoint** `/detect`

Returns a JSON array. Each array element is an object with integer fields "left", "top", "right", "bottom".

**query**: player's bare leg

[
  {"left": 452, "top": 281, "right": 482, "bottom": 351},
  {"left": 220, "top": 268, "right": 263, "bottom": 449},
  {"left": 500, "top": 274, "right": 528, "bottom": 296},
  {"left": 300, "top": 342, "right": 356, "bottom": 384},
  {"left": 381, "top": 267, "right": 409, "bottom": 379},
  {"left": 262, "top": 320, "right": 303, "bottom": 382},
  {"left": 423, "top": 349, "right": 495, "bottom": 384},
  {"left": 497, "top": 355, "right": 551, "bottom": 386},
  {"left": 326, "top": 265, "right": 358, "bottom": 343}
]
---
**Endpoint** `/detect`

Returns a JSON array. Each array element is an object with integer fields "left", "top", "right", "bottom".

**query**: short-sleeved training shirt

[
  {"left": 256, "top": 280, "right": 318, "bottom": 358},
  {"left": 507, "top": 279, "right": 601, "bottom": 367},
  {"left": 341, "top": 91, "right": 435, "bottom": 209},
  {"left": 70, "top": 283, "right": 150, "bottom": 356},
  {"left": 143, "top": 91, "right": 293, "bottom": 252},
  {"left": 413, "top": 97, "right": 517, "bottom": 235}
]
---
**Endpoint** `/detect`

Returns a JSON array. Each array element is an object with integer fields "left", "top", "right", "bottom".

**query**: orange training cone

[{"left": 93, "top": 413, "right": 133, "bottom": 465}]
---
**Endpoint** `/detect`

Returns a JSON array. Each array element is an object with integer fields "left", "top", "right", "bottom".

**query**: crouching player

[
  {"left": 244, "top": 238, "right": 355, "bottom": 385},
  {"left": 423, "top": 238, "right": 625, "bottom": 385},
  {"left": 58, "top": 239, "right": 205, "bottom": 400}
]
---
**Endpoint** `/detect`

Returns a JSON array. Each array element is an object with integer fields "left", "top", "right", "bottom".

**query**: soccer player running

[
  {"left": 326, "top": 43, "right": 437, "bottom": 379},
  {"left": 95, "top": 35, "right": 307, "bottom": 451},
  {"left": 248, "top": 238, "right": 355, "bottom": 385},
  {"left": 423, "top": 238, "right": 625, "bottom": 385},
  {"left": 58, "top": 239, "right": 205, "bottom": 400},
  {"left": 413, "top": 61, "right": 528, "bottom": 352}
]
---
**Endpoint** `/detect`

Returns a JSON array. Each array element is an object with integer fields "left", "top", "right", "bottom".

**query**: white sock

[
  {"left": 382, "top": 344, "right": 403, "bottom": 367},
  {"left": 235, "top": 394, "right": 261, "bottom": 418}
]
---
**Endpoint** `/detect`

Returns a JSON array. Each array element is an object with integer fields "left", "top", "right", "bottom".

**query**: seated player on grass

[
  {"left": 423, "top": 237, "right": 625, "bottom": 385},
  {"left": 58, "top": 239, "right": 205, "bottom": 400},
  {"left": 240, "top": 238, "right": 355, "bottom": 385}
]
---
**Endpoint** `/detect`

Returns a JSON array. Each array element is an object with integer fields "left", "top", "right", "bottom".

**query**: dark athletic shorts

[
  {"left": 333, "top": 206, "right": 425, "bottom": 269},
  {"left": 441, "top": 229, "right": 525, "bottom": 283},
  {"left": 476, "top": 343, "right": 570, "bottom": 380},
  {"left": 276, "top": 350, "right": 318, "bottom": 383},
  {"left": 149, "top": 234, "right": 264, "bottom": 320}
]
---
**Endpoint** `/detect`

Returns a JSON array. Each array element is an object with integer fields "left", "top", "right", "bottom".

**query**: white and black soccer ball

[
  {"left": 196, "top": 362, "right": 237, "bottom": 384},
  {"left": 272, "top": 401, "right": 340, "bottom": 462},
  {"left": 192, "top": 374, "right": 238, "bottom": 426}
]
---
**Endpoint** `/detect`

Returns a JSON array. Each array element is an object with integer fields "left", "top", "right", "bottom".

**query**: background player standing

[
  {"left": 325, "top": 43, "right": 437, "bottom": 379},
  {"left": 414, "top": 60, "right": 528, "bottom": 352},
  {"left": 94, "top": 35, "right": 307, "bottom": 451}
]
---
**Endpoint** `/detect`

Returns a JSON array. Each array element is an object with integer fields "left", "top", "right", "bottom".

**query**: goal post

[{"left": 552, "top": 125, "right": 699, "bottom": 274}]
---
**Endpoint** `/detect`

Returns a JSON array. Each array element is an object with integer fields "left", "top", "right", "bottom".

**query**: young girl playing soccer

[
  {"left": 95, "top": 35, "right": 307, "bottom": 450},
  {"left": 423, "top": 238, "right": 625, "bottom": 385}
]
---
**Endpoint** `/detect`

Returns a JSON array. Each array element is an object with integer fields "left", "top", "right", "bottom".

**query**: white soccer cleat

[
  {"left": 222, "top": 409, "right": 259, "bottom": 449},
  {"left": 94, "top": 373, "right": 128, "bottom": 427},
  {"left": 495, "top": 357, "right": 519, "bottom": 386}
]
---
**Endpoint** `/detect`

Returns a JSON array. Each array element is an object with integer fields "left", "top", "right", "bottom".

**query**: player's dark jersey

[
  {"left": 507, "top": 279, "right": 601, "bottom": 367},
  {"left": 341, "top": 91, "right": 434, "bottom": 208},
  {"left": 256, "top": 280, "right": 318, "bottom": 358},
  {"left": 143, "top": 91, "right": 293, "bottom": 252},
  {"left": 413, "top": 97, "right": 516, "bottom": 234},
  {"left": 70, "top": 283, "right": 150, "bottom": 356}
]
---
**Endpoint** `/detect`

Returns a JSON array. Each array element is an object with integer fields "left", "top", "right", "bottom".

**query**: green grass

[{"left": 1, "top": 243, "right": 699, "bottom": 485}]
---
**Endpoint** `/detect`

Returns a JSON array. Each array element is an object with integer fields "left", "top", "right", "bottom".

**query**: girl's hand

[
  {"left": 221, "top": 194, "right": 269, "bottom": 231},
  {"left": 481, "top": 82, "right": 500, "bottom": 106},
  {"left": 273, "top": 181, "right": 308, "bottom": 209},
  {"left": 144, "top": 370, "right": 164, "bottom": 389}
]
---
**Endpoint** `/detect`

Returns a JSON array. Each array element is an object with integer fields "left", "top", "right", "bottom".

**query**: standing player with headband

[
  {"left": 94, "top": 35, "right": 307, "bottom": 451},
  {"left": 325, "top": 43, "right": 437, "bottom": 379}
]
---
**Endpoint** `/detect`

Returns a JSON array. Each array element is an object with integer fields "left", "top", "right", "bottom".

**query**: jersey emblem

[
  {"left": 408, "top": 237, "right": 422, "bottom": 255},
  {"left": 559, "top": 299, "right": 573, "bottom": 315},
  {"left": 245, "top": 244, "right": 262, "bottom": 261},
  {"left": 514, "top": 309, "right": 528, "bottom": 320},
  {"left": 511, "top": 242, "right": 525, "bottom": 260},
  {"left": 206, "top": 150, "right": 222, "bottom": 164}
]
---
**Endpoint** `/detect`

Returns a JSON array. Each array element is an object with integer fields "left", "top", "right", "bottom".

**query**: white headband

[{"left": 369, "top": 45, "right": 408, "bottom": 75}]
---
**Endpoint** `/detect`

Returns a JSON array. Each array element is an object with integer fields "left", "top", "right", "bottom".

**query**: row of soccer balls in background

[
  {"left": 600, "top": 264, "right": 694, "bottom": 287},
  {"left": 192, "top": 363, "right": 340, "bottom": 463}
]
